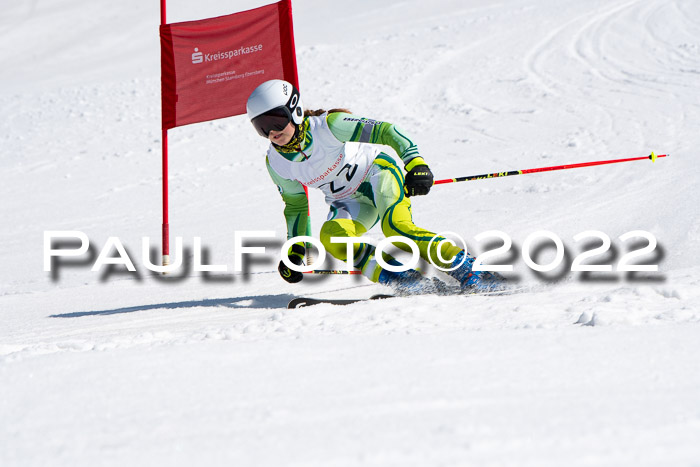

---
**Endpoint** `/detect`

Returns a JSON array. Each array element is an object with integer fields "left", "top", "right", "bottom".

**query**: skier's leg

[
  {"left": 371, "top": 155, "right": 504, "bottom": 290},
  {"left": 371, "top": 155, "right": 461, "bottom": 268},
  {"left": 320, "top": 218, "right": 377, "bottom": 277},
  {"left": 320, "top": 195, "right": 434, "bottom": 292}
]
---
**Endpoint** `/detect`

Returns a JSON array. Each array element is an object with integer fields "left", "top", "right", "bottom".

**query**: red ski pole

[
  {"left": 434, "top": 152, "right": 668, "bottom": 185},
  {"left": 303, "top": 270, "right": 361, "bottom": 275},
  {"left": 301, "top": 153, "right": 667, "bottom": 277}
]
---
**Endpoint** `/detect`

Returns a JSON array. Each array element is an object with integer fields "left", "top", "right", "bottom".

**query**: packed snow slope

[{"left": 2, "top": 0, "right": 700, "bottom": 466}]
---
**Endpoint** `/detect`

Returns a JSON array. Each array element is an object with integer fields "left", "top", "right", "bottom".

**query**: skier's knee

[
  {"left": 381, "top": 217, "right": 415, "bottom": 239},
  {"left": 320, "top": 219, "right": 365, "bottom": 260}
]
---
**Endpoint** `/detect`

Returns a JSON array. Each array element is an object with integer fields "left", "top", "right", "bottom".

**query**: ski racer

[{"left": 246, "top": 79, "right": 500, "bottom": 293}]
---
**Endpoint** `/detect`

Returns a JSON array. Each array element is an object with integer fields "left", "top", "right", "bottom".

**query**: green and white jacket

[{"left": 265, "top": 112, "right": 425, "bottom": 239}]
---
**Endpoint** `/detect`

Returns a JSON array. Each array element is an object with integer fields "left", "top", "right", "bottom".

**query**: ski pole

[
  {"left": 433, "top": 152, "right": 668, "bottom": 185},
  {"left": 302, "top": 153, "right": 667, "bottom": 276},
  {"left": 304, "top": 269, "right": 361, "bottom": 275}
]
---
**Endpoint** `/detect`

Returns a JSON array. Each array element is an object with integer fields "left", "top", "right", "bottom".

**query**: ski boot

[
  {"left": 446, "top": 250, "right": 505, "bottom": 292},
  {"left": 378, "top": 268, "right": 438, "bottom": 296}
]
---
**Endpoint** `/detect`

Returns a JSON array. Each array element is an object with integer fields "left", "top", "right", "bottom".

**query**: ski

[
  {"left": 287, "top": 294, "right": 394, "bottom": 309},
  {"left": 287, "top": 284, "right": 531, "bottom": 308}
]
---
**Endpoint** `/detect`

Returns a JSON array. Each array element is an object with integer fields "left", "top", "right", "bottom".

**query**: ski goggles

[{"left": 251, "top": 106, "right": 293, "bottom": 138}]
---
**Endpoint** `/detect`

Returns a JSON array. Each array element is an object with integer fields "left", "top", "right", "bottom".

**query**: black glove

[
  {"left": 404, "top": 164, "right": 434, "bottom": 197},
  {"left": 278, "top": 242, "right": 305, "bottom": 283}
]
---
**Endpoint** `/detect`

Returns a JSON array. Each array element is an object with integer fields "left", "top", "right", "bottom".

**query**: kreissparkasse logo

[
  {"left": 192, "top": 48, "right": 203, "bottom": 64},
  {"left": 191, "top": 44, "right": 264, "bottom": 65}
]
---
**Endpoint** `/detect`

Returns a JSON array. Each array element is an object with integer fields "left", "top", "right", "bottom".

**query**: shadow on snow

[{"left": 49, "top": 294, "right": 296, "bottom": 318}]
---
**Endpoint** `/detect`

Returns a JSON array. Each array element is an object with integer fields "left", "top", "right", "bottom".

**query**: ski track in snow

[{"left": 2, "top": 0, "right": 700, "bottom": 465}]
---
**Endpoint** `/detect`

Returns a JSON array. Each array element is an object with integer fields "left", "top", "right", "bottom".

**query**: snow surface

[{"left": 2, "top": 0, "right": 700, "bottom": 465}]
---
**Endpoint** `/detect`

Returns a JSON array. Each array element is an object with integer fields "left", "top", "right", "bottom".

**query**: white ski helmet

[{"left": 246, "top": 79, "right": 304, "bottom": 137}]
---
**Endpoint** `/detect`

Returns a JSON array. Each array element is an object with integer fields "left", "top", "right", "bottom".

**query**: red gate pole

[{"left": 160, "top": 0, "right": 170, "bottom": 268}]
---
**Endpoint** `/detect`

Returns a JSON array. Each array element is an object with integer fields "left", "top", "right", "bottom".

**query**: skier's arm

[
  {"left": 326, "top": 112, "right": 427, "bottom": 172},
  {"left": 326, "top": 112, "right": 433, "bottom": 196},
  {"left": 266, "top": 157, "right": 309, "bottom": 283},
  {"left": 265, "top": 156, "right": 312, "bottom": 240}
]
